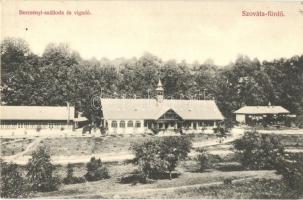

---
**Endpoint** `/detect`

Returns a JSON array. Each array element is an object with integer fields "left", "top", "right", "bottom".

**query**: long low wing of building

[{"left": 0, "top": 106, "right": 75, "bottom": 130}]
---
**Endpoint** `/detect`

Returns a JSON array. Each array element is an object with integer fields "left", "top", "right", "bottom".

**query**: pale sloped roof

[
  {"left": 101, "top": 98, "right": 224, "bottom": 120},
  {"left": 0, "top": 106, "right": 75, "bottom": 120},
  {"left": 234, "top": 106, "right": 290, "bottom": 114}
]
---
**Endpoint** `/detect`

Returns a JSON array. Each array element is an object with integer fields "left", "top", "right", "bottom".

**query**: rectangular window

[{"left": 135, "top": 121, "right": 141, "bottom": 128}]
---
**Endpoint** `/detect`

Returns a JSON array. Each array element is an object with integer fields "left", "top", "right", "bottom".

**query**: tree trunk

[{"left": 169, "top": 171, "right": 172, "bottom": 180}]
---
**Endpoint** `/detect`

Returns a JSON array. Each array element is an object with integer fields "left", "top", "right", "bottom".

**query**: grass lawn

[
  {"left": 159, "top": 178, "right": 301, "bottom": 199},
  {"left": 272, "top": 134, "right": 303, "bottom": 147},
  {"left": 23, "top": 135, "right": 153, "bottom": 156},
  {"left": 15, "top": 133, "right": 217, "bottom": 157},
  {"left": 32, "top": 160, "right": 281, "bottom": 199}
]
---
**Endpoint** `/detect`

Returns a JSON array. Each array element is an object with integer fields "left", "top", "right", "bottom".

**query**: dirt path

[
  {"left": 192, "top": 127, "right": 244, "bottom": 148},
  {"left": 256, "top": 129, "right": 303, "bottom": 135},
  {"left": 1, "top": 138, "right": 31, "bottom": 145}
]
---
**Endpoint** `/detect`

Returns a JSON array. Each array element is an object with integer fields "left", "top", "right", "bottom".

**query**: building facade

[
  {"left": 234, "top": 105, "right": 290, "bottom": 126},
  {"left": 101, "top": 80, "right": 224, "bottom": 134},
  {"left": 0, "top": 106, "right": 75, "bottom": 131}
]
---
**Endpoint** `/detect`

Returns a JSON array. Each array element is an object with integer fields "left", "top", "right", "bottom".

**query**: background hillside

[{"left": 1, "top": 38, "right": 302, "bottom": 126}]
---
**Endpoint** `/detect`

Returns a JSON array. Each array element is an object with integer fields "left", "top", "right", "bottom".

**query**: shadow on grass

[
  {"left": 118, "top": 171, "right": 181, "bottom": 185},
  {"left": 181, "top": 161, "right": 244, "bottom": 173},
  {"left": 214, "top": 162, "right": 245, "bottom": 171},
  {"left": 73, "top": 194, "right": 105, "bottom": 199}
]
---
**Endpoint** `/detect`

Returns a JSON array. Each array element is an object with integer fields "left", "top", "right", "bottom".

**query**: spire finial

[
  {"left": 155, "top": 78, "right": 164, "bottom": 102},
  {"left": 157, "top": 79, "right": 163, "bottom": 87}
]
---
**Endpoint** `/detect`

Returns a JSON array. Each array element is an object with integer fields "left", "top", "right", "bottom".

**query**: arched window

[
  {"left": 111, "top": 121, "right": 117, "bottom": 128},
  {"left": 119, "top": 121, "right": 125, "bottom": 128},
  {"left": 127, "top": 121, "right": 133, "bottom": 127},
  {"left": 135, "top": 121, "right": 141, "bottom": 128}
]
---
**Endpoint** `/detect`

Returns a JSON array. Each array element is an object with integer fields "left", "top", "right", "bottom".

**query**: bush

[
  {"left": 63, "top": 164, "right": 86, "bottom": 185},
  {"left": 82, "top": 125, "right": 92, "bottom": 134},
  {"left": 196, "top": 149, "right": 209, "bottom": 172},
  {"left": 26, "top": 146, "right": 60, "bottom": 192},
  {"left": 130, "top": 136, "right": 192, "bottom": 180},
  {"left": 275, "top": 154, "right": 303, "bottom": 197},
  {"left": 295, "top": 115, "right": 303, "bottom": 128},
  {"left": 36, "top": 126, "right": 42, "bottom": 132},
  {"left": 84, "top": 157, "right": 110, "bottom": 181},
  {"left": 0, "top": 159, "right": 30, "bottom": 198},
  {"left": 234, "top": 131, "right": 285, "bottom": 170},
  {"left": 150, "top": 127, "right": 160, "bottom": 135},
  {"left": 118, "top": 170, "right": 151, "bottom": 184}
]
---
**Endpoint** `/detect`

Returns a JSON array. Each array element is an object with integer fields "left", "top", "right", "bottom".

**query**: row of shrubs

[
  {"left": 63, "top": 157, "right": 110, "bottom": 185},
  {"left": 0, "top": 146, "right": 110, "bottom": 198}
]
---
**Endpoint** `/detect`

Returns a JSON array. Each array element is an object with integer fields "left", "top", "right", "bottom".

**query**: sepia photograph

[{"left": 1, "top": 0, "right": 303, "bottom": 199}]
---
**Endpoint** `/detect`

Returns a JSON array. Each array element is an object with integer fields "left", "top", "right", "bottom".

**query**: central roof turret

[{"left": 156, "top": 79, "right": 164, "bottom": 102}]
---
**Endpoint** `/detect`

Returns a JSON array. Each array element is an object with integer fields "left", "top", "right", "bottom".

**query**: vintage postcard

[{"left": 1, "top": 0, "right": 303, "bottom": 199}]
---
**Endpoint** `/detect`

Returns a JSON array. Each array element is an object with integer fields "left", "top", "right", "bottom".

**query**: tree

[
  {"left": 0, "top": 37, "right": 31, "bottom": 83},
  {"left": 131, "top": 136, "right": 192, "bottom": 180},
  {"left": 63, "top": 163, "right": 86, "bottom": 185},
  {"left": 195, "top": 149, "right": 209, "bottom": 172},
  {"left": 84, "top": 157, "right": 110, "bottom": 181},
  {"left": 1, "top": 37, "right": 302, "bottom": 128},
  {"left": 275, "top": 154, "right": 303, "bottom": 198},
  {"left": 158, "top": 136, "right": 192, "bottom": 179},
  {"left": 26, "top": 146, "right": 60, "bottom": 192},
  {"left": 0, "top": 37, "right": 42, "bottom": 105},
  {"left": 130, "top": 139, "right": 163, "bottom": 180},
  {"left": 234, "top": 131, "right": 285, "bottom": 170},
  {"left": 0, "top": 159, "right": 29, "bottom": 198}
]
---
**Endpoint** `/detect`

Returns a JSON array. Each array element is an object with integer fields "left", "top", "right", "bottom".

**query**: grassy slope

[
  {"left": 1, "top": 133, "right": 217, "bottom": 157},
  {"left": 1, "top": 138, "right": 33, "bottom": 156}
]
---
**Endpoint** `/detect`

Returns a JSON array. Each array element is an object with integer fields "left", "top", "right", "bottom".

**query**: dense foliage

[
  {"left": 84, "top": 157, "right": 110, "bottom": 181},
  {"left": 63, "top": 163, "right": 86, "bottom": 185},
  {"left": 234, "top": 131, "right": 285, "bottom": 170},
  {"left": 131, "top": 136, "right": 192, "bottom": 179},
  {"left": 195, "top": 148, "right": 210, "bottom": 172},
  {"left": 275, "top": 154, "right": 303, "bottom": 197},
  {"left": 26, "top": 146, "right": 60, "bottom": 192},
  {"left": 1, "top": 38, "right": 302, "bottom": 126},
  {"left": 0, "top": 159, "right": 29, "bottom": 198}
]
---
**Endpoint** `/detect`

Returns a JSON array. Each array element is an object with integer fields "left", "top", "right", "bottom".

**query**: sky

[{"left": 1, "top": 1, "right": 303, "bottom": 65}]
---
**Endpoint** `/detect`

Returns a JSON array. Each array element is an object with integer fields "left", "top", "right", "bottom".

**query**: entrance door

[{"left": 165, "top": 123, "right": 168, "bottom": 129}]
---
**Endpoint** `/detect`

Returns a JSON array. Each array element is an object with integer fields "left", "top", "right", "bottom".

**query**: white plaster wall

[
  {"left": 106, "top": 119, "right": 145, "bottom": 134},
  {"left": 106, "top": 119, "right": 220, "bottom": 135},
  {"left": 236, "top": 114, "right": 246, "bottom": 123}
]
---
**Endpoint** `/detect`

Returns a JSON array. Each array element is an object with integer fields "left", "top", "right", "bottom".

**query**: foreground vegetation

[
  {"left": 166, "top": 178, "right": 299, "bottom": 199},
  {"left": 1, "top": 131, "right": 303, "bottom": 199}
]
